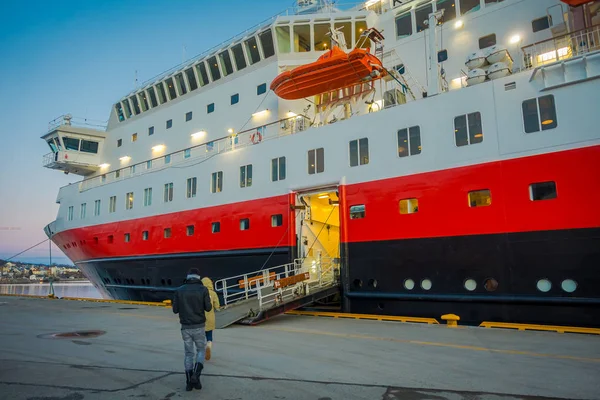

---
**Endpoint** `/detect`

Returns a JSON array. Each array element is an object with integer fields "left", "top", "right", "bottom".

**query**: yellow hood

[{"left": 202, "top": 277, "right": 214, "bottom": 291}]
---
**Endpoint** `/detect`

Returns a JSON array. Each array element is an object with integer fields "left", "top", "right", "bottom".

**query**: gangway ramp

[{"left": 214, "top": 258, "right": 339, "bottom": 328}]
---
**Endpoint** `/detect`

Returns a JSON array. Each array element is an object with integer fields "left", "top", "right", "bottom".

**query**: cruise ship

[{"left": 42, "top": 0, "right": 600, "bottom": 326}]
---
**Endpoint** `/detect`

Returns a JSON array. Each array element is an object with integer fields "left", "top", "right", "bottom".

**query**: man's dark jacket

[{"left": 172, "top": 277, "right": 213, "bottom": 329}]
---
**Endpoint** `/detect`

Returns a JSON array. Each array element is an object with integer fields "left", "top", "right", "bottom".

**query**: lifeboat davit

[{"left": 270, "top": 46, "right": 387, "bottom": 100}]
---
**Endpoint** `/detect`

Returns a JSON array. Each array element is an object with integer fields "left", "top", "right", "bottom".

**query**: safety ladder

[{"left": 382, "top": 49, "right": 426, "bottom": 101}]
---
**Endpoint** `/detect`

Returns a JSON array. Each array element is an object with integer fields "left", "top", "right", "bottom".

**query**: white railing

[
  {"left": 47, "top": 115, "right": 107, "bottom": 133},
  {"left": 78, "top": 115, "right": 309, "bottom": 192},
  {"left": 43, "top": 152, "right": 58, "bottom": 167},
  {"left": 522, "top": 25, "right": 600, "bottom": 70},
  {"left": 214, "top": 256, "right": 339, "bottom": 312}
]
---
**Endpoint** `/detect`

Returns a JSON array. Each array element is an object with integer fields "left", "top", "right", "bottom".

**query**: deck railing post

[{"left": 243, "top": 275, "right": 249, "bottom": 300}]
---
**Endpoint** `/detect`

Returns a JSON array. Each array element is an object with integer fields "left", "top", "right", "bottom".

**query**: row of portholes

[
  {"left": 536, "top": 278, "right": 577, "bottom": 293},
  {"left": 102, "top": 277, "right": 156, "bottom": 286}
]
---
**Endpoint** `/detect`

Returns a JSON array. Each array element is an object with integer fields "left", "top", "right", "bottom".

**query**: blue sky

[{"left": 0, "top": 0, "right": 290, "bottom": 265}]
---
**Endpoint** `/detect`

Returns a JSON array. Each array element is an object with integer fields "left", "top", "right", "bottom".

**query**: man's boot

[
  {"left": 192, "top": 362, "right": 203, "bottom": 390},
  {"left": 185, "top": 370, "right": 193, "bottom": 391}
]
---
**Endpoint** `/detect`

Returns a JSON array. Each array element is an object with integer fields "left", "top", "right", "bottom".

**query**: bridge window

[
  {"left": 259, "top": 29, "right": 275, "bottom": 58},
  {"left": 245, "top": 36, "right": 261, "bottom": 64},
  {"left": 186, "top": 225, "right": 195, "bottom": 236},
  {"left": 186, "top": 177, "right": 197, "bottom": 198},
  {"left": 207, "top": 103, "right": 215, "bottom": 114},
  {"left": 314, "top": 23, "right": 331, "bottom": 51},
  {"left": 138, "top": 92, "right": 149, "bottom": 112},
  {"left": 94, "top": 200, "right": 101, "bottom": 216},
  {"left": 415, "top": 4, "right": 433, "bottom": 32},
  {"left": 272, "top": 156, "right": 286, "bottom": 181},
  {"left": 293, "top": 25, "right": 311, "bottom": 52},
  {"left": 184, "top": 68, "right": 198, "bottom": 92},
  {"left": 47, "top": 140, "right": 57, "bottom": 152},
  {"left": 130, "top": 96, "right": 141, "bottom": 115},
  {"left": 437, "top": 0, "right": 456, "bottom": 22},
  {"left": 109, "top": 196, "right": 116, "bottom": 213},
  {"left": 54, "top": 137, "right": 62, "bottom": 151},
  {"left": 460, "top": 0, "right": 480, "bottom": 15},
  {"left": 80, "top": 140, "right": 99, "bottom": 154},
  {"left": 240, "top": 218, "right": 250, "bottom": 230},
  {"left": 164, "top": 183, "right": 173, "bottom": 202},
  {"left": 147, "top": 87, "right": 158, "bottom": 108},
  {"left": 231, "top": 43, "right": 247, "bottom": 70},
  {"left": 271, "top": 214, "right": 283, "bottom": 227},
  {"left": 478, "top": 33, "right": 496, "bottom": 49},
  {"left": 211, "top": 171, "right": 223, "bottom": 193},
  {"left": 349, "top": 138, "right": 369, "bottom": 167},
  {"left": 240, "top": 164, "right": 252, "bottom": 188},
  {"left": 122, "top": 99, "right": 133, "bottom": 118},
  {"left": 155, "top": 83, "right": 167, "bottom": 104},
  {"left": 63, "top": 137, "right": 80, "bottom": 151},
  {"left": 165, "top": 78, "right": 177, "bottom": 100},
  {"left": 454, "top": 112, "right": 483, "bottom": 146},
  {"left": 355, "top": 21, "right": 369, "bottom": 48},
  {"left": 395, "top": 12, "right": 412, "bottom": 38},
  {"left": 115, "top": 103, "right": 125, "bottom": 121},
  {"left": 350, "top": 205, "right": 366, "bottom": 219},
  {"left": 397, "top": 126, "right": 422, "bottom": 156},
  {"left": 529, "top": 181, "right": 557, "bottom": 201},
  {"left": 126, "top": 192, "right": 134, "bottom": 210},
  {"left": 219, "top": 50, "right": 234, "bottom": 76},
  {"left": 67, "top": 206, "right": 74, "bottom": 221},
  {"left": 522, "top": 95, "right": 557, "bottom": 133},
  {"left": 399, "top": 198, "right": 419, "bottom": 214},
  {"left": 257, "top": 83, "right": 267, "bottom": 95},
  {"left": 144, "top": 188, "right": 152, "bottom": 206},
  {"left": 334, "top": 22, "right": 351, "bottom": 46},
  {"left": 276, "top": 26, "right": 291, "bottom": 53},
  {"left": 195, "top": 62, "right": 210, "bottom": 86},
  {"left": 308, "top": 148, "right": 324, "bottom": 174},
  {"left": 468, "top": 189, "right": 491, "bottom": 207},
  {"left": 532, "top": 16, "right": 549, "bottom": 32},
  {"left": 212, "top": 222, "right": 220, "bottom": 233},
  {"left": 207, "top": 56, "right": 221, "bottom": 81},
  {"left": 175, "top": 73, "right": 187, "bottom": 96}
]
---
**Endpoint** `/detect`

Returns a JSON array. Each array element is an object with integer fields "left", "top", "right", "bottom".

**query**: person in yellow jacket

[{"left": 201, "top": 277, "right": 220, "bottom": 360}]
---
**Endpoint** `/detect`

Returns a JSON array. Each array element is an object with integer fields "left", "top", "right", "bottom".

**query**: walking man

[{"left": 172, "top": 268, "right": 212, "bottom": 391}]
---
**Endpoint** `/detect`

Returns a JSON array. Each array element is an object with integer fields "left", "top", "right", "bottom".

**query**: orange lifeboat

[{"left": 270, "top": 46, "right": 387, "bottom": 100}]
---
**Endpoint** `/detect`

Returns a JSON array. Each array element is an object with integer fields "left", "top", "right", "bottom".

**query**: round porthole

[
  {"left": 561, "top": 279, "right": 577, "bottom": 293},
  {"left": 484, "top": 278, "right": 498, "bottom": 292},
  {"left": 368, "top": 279, "right": 378, "bottom": 288},
  {"left": 404, "top": 279, "right": 415, "bottom": 290},
  {"left": 464, "top": 279, "right": 477, "bottom": 291},
  {"left": 421, "top": 279, "right": 432, "bottom": 291},
  {"left": 377, "top": 302, "right": 384, "bottom": 310},
  {"left": 353, "top": 279, "right": 363, "bottom": 289},
  {"left": 536, "top": 279, "right": 552, "bottom": 293}
]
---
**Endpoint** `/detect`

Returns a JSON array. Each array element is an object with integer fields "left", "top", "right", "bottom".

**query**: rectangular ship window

[
  {"left": 397, "top": 126, "right": 422, "bottom": 156},
  {"left": 522, "top": 95, "right": 557, "bottom": 133},
  {"left": 186, "top": 225, "right": 195, "bottom": 236},
  {"left": 211, "top": 171, "right": 223, "bottom": 193},
  {"left": 478, "top": 33, "right": 496, "bottom": 49},
  {"left": 349, "top": 138, "right": 369, "bottom": 167},
  {"left": 124, "top": 233, "right": 130, "bottom": 243},
  {"left": 142, "top": 231, "right": 149, "bottom": 241},
  {"left": 240, "top": 218, "right": 250, "bottom": 230},
  {"left": 165, "top": 78, "right": 177, "bottom": 100},
  {"left": 155, "top": 83, "right": 167, "bottom": 104},
  {"left": 530, "top": 181, "right": 557, "bottom": 201},
  {"left": 207, "top": 56, "right": 221, "bottom": 81},
  {"left": 399, "top": 198, "right": 419, "bottom": 214},
  {"left": 80, "top": 203, "right": 86, "bottom": 219},
  {"left": 454, "top": 112, "right": 483, "bottom": 146},
  {"left": 67, "top": 206, "right": 74, "bottom": 221},
  {"left": 195, "top": 62, "right": 210, "bottom": 86},
  {"left": 109, "top": 196, "right": 116, "bottom": 213},
  {"left": 219, "top": 50, "right": 234, "bottom": 76},
  {"left": 415, "top": 3, "right": 433, "bottom": 32},
  {"left": 231, "top": 93, "right": 239, "bottom": 105},
  {"left": 207, "top": 103, "right": 215, "bottom": 114},
  {"left": 164, "top": 183, "right": 173, "bottom": 202},
  {"left": 468, "top": 190, "right": 491, "bottom": 207},
  {"left": 271, "top": 156, "right": 286, "bottom": 181},
  {"left": 148, "top": 126, "right": 154, "bottom": 136},
  {"left": 395, "top": 12, "right": 412, "bottom": 38},
  {"left": 245, "top": 36, "right": 261, "bottom": 64},
  {"left": 532, "top": 16, "right": 550, "bottom": 33},
  {"left": 108, "top": 235, "right": 114, "bottom": 244},
  {"left": 144, "top": 188, "right": 152, "bottom": 206},
  {"left": 240, "top": 164, "right": 252, "bottom": 188},
  {"left": 166, "top": 119, "right": 173, "bottom": 129},
  {"left": 259, "top": 29, "right": 275, "bottom": 58},
  {"left": 231, "top": 43, "right": 247, "bottom": 70},
  {"left": 125, "top": 192, "right": 134, "bottom": 210},
  {"left": 131, "top": 133, "right": 137, "bottom": 142},
  {"left": 271, "top": 214, "right": 283, "bottom": 227},
  {"left": 212, "top": 222, "right": 220, "bottom": 233},
  {"left": 186, "top": 111, "right": 193, "bottom": 122},
  {"left": 257, "top": 83, "right": 267, "bottom": 95},
  {"left": 94, "top": 200, "right": 101, "bottom": 216},
  {"left": 185, "top": 67, "right": 198, "bottom": 91},
  {"left": 164, "top": 228, "right": 171, "bottom": 238},
  {"left": 308, "top": 148, "right": 324, "bottom": 174},
  {"left": 186, "top": 177, "right": 197, "bottom": 198},
  {"left": 174, "top": 73, "right": 187, "bottom": 96},
  {"left": 349, "top": 205, "right": 365, "bottom": 219}
]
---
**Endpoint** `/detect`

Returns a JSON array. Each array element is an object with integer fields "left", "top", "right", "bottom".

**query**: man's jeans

[{"left": 181, "top": 327, "right": 206, "bottom": 370}]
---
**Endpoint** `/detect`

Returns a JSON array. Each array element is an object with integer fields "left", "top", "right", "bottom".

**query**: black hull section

[
  {"left": 78, "top": 247, "right": 293, "bottom": 302},
  {"left": 342, "top": 228, "right": 600, "bottom": 327}
]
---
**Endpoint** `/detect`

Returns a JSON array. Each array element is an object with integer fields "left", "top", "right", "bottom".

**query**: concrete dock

[{"left": 0, "top": 296, "right": 599, "bottom": 400}]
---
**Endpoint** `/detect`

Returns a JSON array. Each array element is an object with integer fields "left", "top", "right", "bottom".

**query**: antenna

[{"left": 134, "top": 70, "right": 138, "bottom": 89}]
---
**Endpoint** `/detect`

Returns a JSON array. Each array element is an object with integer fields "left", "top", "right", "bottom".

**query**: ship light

[
  {"left": 474, "top": 133, "right": 483, "bottom": 138},
  {"left": 252, "top": 109, "right": 269, "bottom": 118},
  {"left": 454, "top": 20, "right": 463, "bottom": 29},
  {"left": 191, "top": 130, "right": 206, "bottom": 139},
  {"left": 99, "top": 163, "right": 110, "bottom": 169},
  {"left": 509, "top": 34, "right": 521, "bottom": 44},
  {"left": 227, "top": 128, "right": 234, "bottom": 134},
  {"left": 152, "top": 144, "right": 165, "bottom": 152},
  {"left": 537, "top": 47, "right": 569, "bottom": 63},
  {"left": 119, "top": 156, "right": 131, "bottom": 162},
  {"left": 541, "top": 119, "right": 554, "bottom": 125},
  {"left": 286, "top": 111, "right": 300, "bottom": 118}
]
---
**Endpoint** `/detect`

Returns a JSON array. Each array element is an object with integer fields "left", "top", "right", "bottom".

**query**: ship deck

[{"left": 1, "top": 296, "right": 599, "bottom": 400}]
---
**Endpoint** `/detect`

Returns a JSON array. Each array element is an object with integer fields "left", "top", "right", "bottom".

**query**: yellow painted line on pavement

[
  {"left": 480, "top": 321, "right": 600, "bottom": 335},
  {"left": 257, "top": 325, "right": 600, "bottom": 364},
  {"left": 286, "top": 310, "right": 439, "bottom": 324}
]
